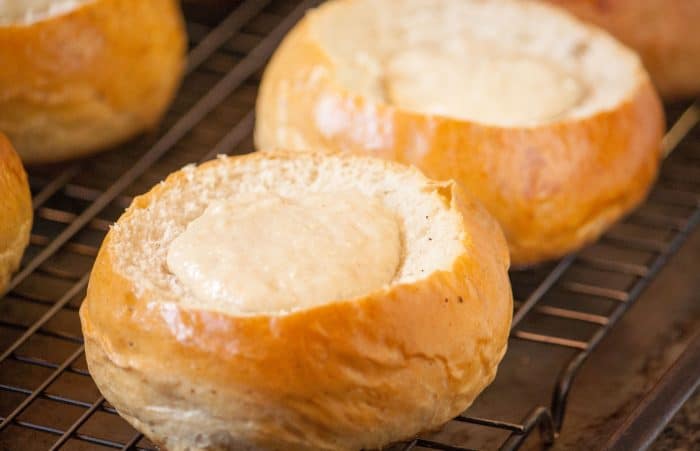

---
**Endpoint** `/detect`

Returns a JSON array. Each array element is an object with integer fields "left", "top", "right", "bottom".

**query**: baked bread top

[
  {"left": 0, "top": 0, "right": 186, "bottom": 164},
  {"left": 109, "top": 152, "right": 469, "bottom": 313}
]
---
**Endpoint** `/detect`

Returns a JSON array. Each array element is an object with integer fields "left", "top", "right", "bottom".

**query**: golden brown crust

[
  {"left": 0, "top": 133, "right": 32, "bottom": 293},
  {"left": 254, "top": 14, "right": 665, "bottom": 266},
  {"left": 0, "top": 0, "right": 186, "bottom": 164},
  {"left": 544, "top": 0, "right": 700, "bottom": 99},
  {"left": 80, "top": 151, "right": 512, "bottom": 450}
]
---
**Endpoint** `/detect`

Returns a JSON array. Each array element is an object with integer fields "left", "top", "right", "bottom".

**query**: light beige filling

[
  {"left": 166, "top": 191, "right": 401, "bottom": 314},
  {"left": 384, "top": 46, "right": 584, "bottom": 125},
  {"left": 0, "top": 0, "right": 89, "bottom": 25}
]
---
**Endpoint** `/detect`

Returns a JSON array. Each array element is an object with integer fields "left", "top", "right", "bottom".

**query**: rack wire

[{"left": 1, "top": 1, "right": 699, "bottom": 450}]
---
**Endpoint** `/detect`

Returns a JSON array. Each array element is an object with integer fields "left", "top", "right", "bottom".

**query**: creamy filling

[
  {"left": 383, "top": 46, "right": 584, "bottom": 125},
  {"left": 166, "top": 191, "right": 402, "bottom": 314},
  {"left": 0, "top": 0, "right": 90, "bottom": 25}
]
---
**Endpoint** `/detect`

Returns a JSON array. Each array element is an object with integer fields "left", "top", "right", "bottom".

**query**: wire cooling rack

[{"left": 1, "top": 1, "right": 699, "bottom": 449}]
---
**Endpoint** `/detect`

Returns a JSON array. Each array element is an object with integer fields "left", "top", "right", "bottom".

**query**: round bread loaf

[
  {"left": 0, "top": 0, "right": 186, "bottom": 164},
  {"left": 0, "top": 134, "right": 32, "bottom": 293},
  {"left": 80, "top": 151, "right": 512, "bottom": 450},
  {"left": 545, "top": 0, "right": 700, "bottom": 99},
  {"left": 254, "top": 0, "right": 665, "bottom": 266}
]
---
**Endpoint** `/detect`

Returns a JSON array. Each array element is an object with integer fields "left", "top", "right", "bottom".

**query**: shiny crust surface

[
  {"left": 0, "top": 134, "right": 32, "bottom": 293},
  {"left": 254, "top": 9, "right": 665, "bottom": 266},
  {"left": 545, "top": 0, "right": 700, "bottom": 99},
  {"left": 0, "top": 0, "right": 186, "bottom": 164},
  {"left": 80, "top": 152, "right": 513, "bottom": 450}
]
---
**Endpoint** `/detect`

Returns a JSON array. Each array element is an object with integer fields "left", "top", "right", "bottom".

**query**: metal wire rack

[{"left": 1, "top": 1, "right": 699, "bottom": 450}]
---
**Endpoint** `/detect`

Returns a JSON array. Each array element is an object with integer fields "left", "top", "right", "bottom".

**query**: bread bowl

[
  {"left": 545, "top": 0, "right": 700, "bottom": 99},
  {"left": 0, "top": 133, "right": 32, "bottom": 293},
  {"left": 254, "top": 0, "right": 665, "bottom": 266},
  {"left": 0, "top": 0, "right": 186, "bottom": 164},
  {"left": 80, "top": 151, "right": 513, "bottom": 450}
]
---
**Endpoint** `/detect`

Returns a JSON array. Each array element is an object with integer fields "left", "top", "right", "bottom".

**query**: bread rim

[
  {"left": 254, "top": 0, "right": 666, "bottom": 266},
  {"left": 545, "top": 0, "right": 700, "bottom": 100},
  {"left": 80, "top": 151, "right": 513, "bottom": 450},
  {"left": 0, "top": 0, "right": 186, "bottom": 164},
  {"left": 0, "top": 133, "right": 32, "bottom": 294}
]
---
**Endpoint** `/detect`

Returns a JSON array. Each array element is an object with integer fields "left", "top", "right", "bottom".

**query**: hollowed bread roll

[
  {"left": 0, "top": 133, "right": 32, "bottom": 293},
  {"left": 545, "top": 0, "right": 700, "bottom": 99},
  {"left": 255, "top": 0, "right": 665, "bottom": 266},
  {"left": 0, "top": 0, "right": 186, "bottom": 164},
  {"left": 80, "top": 151, "right": 513, "bottom": 450}
]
